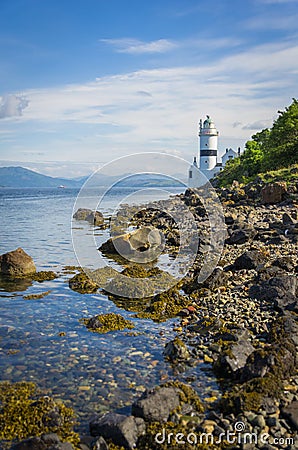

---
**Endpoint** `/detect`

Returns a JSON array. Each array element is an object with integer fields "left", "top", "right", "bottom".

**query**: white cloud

[
  {"left": 0, "top": 39, "right": 297, "bottom": 166},
  {"left": 100, "top": 38, "right": 177, "bottom": 54},
  {"left": 0, "top": 94, "right": 29, "bottom": 119}
]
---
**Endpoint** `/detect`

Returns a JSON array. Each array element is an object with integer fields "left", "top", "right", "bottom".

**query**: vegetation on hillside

[{"left": 216, "top": 98, "right": 298, "bottom": 186}]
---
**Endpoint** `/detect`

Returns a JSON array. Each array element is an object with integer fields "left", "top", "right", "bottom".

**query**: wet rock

[
  {"left": 10, "top": 433, "right": 74, "bottom": 450},
  {"left": 231, "top": 250, "right": 267, "bottom": 271},
  {"left": 73, "top": 208, "right": 104, "bottom": 226},
  {"left": 132, "top": 386, "right": 180, "bottom": 422},
  {"left": 281, "top": 401, "right": 298, "bottom": 431},
  {"left": 261, "top": 182, "right": 287, "bottom": 204},
  {"left": 215, "top": 329, "right": 254, "bottom": 376},
  {"left": 163, "top": 337, "right": 190, "bottom": 362},
  {"left": 89, "top": 412, "right": 145, "bottom": 449},
  {"left": 0, "top": 247, "right": 36, "bottom": 277}
]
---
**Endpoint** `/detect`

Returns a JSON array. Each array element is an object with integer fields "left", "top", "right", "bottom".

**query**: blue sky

[{"left": 0, "top": 0, "right": 297, "bottom": 177}]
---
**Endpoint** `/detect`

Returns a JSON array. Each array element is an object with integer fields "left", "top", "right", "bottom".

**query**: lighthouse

[
  {"left": 188, "top": 115, "right": 239, "bottom": 187},
  {"left": 199, "top": 115, "right": 219, "bottom": 170}
]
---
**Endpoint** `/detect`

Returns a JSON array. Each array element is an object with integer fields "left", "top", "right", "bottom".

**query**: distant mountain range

[{"left": 0, "top": 166, "right": 186, "bottom": 188}]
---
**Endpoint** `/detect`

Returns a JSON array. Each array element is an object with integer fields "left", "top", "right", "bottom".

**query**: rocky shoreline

[{"left": 0, "top": 177, "right": 298, "bottom": 449}]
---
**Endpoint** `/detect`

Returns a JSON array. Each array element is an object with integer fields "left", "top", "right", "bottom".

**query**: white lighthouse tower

[
  {"left": 199, "top": 115, "right": 219, "bottom": 170},
  {"left": 188, "top": 115, "right": 221, "bottom": 187},
  {"left": 188, "top": 115, "right": 239, "bottom": 187}
]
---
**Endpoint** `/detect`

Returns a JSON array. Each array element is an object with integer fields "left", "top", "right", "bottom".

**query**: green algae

[
  {"left": 136, "top": 288, "right": 190, "bottom": 322},
  {"left": 0, "top": 381, "right": 79, "bottom": 448},
  {"left": 80, "top": 313, "right": 135, "bottom": 334}
]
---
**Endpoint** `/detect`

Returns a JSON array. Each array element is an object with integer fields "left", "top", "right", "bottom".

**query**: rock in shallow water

[{"left": 0, "top": 247, "right": 36, "bottom": 277}]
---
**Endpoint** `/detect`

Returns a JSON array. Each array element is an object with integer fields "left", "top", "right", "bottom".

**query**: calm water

[{"left": 0, "top": 187, "right": 218, "bottom": 432}]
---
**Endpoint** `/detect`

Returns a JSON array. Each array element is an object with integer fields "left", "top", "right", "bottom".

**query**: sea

[{"left": 0, "top": 187, "right": 218, "bottom": 432}]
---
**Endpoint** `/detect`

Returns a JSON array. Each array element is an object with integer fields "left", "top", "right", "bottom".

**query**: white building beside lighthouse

[{"left": 188, "top": 115, "right": 239, "bottom": 187}]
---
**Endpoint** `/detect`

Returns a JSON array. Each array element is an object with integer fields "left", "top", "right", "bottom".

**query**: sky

[{"left": 0, "top": 0, "right": 297, "bottom": 177}]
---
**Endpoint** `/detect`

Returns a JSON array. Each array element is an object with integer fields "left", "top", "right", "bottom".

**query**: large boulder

[
  {"left": 89, "top": 412, "right": 145, "bottom": 449},
  {"left": 0, "top": 247, "right": 36, "bottom": 277},
  {"left": 131, "top": 386, "right": 180, "bottom": 422},
  {"left": 261, "top": 182, "right": 287, "bottom": 204},
  {"left": 99, "top": 226, "right": 164, "bottom": 262}
]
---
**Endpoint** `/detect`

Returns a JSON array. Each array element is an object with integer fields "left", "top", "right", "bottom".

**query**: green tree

[{"left": 261, "top": 98, "right": 298, "bottom": 170}]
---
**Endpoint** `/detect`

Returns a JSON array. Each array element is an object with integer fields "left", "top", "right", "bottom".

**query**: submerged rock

[{"left": 0, "top": 247, "right": 36, "bottom": 277}]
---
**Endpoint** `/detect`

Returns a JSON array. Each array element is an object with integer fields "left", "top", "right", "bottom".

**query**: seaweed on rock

[
  {"left": 80, "top": 313, "right": 135, "bottom": 334},
  {"left": 0, "top": 381, "right": 79, "bottom": 447}
]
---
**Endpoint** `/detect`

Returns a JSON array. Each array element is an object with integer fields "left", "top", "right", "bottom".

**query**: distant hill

[
  {"left": 86, "top": 172, "right": 186, "bottom": 188},
  {"left": 0, "top": 166, "right": 186, "bottom": 188},
  {"left": 0, "top": 166, "right": 81, "bottom": 188}
]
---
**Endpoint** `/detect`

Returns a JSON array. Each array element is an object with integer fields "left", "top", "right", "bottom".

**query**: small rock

[
  {"left": 252, "top": 414, "right": 266, "bottom": 429},
  {"left": 163, "top": 337, "right": 190, "bottom": 362}
]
